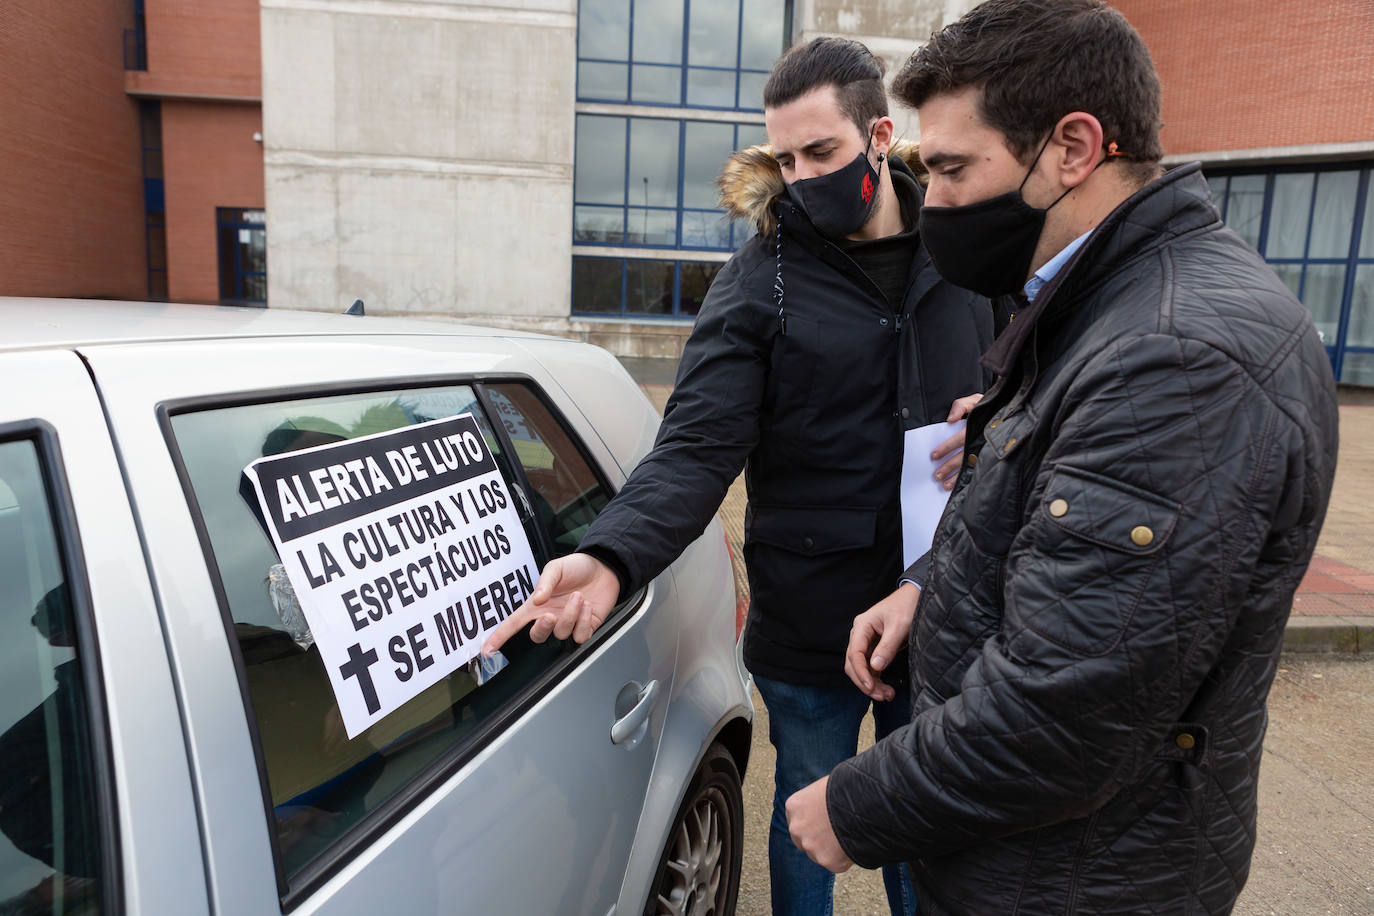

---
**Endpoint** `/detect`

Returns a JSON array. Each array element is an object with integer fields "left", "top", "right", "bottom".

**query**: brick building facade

[
  {"left": 0, "top": 0, "right": 147, "bottom": 300},
  {"left": 1112, "top": 0, "right": 1374, "bottom": 385}
]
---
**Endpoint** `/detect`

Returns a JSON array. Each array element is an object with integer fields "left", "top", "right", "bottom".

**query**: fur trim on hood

[{"left": 716, "top": 138, "right": 925, "bottom": 237}]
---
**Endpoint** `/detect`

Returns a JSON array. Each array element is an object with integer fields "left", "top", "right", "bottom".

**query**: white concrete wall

[
  {"left": 795, "top": 0, "right": 982, "bottom": 145},
  {"left": 261, "top": 0, "right": 577, "bottom": 318}
]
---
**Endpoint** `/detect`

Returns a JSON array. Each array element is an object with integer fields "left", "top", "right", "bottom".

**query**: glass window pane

[
  {"left": 242, "top": 273, "right": 266, "bottom": 303},
  {"left": 171, "top": 387, "right": 561, "bottom": 879},
  {"left": 1345, "top": 264, "right": 1374, "bottom": 348},
  {"left": 681, "top": 209, "right": 730, "bottom": 248},
  {"left": 1270, "top": 262, "right": 1303, "bottom": 299},
  {"left": 631, "top": 64, "right": 681, "bottom": 105},
  {"left": 739, "top": 0, "right": 784, "bottom": 70},
  {"left": 575, "top": 205, "right": 626, "bottom": 243},
  {"left": 578, "top": 0, "right": 630, "bottom": 60},
  {"left": 626, "top": 208, "right": 678, "bottom": 245},
  {"left": 1225, "top": 175, "right": 1265, "bottom": 251},
  {"left": 686, "top": 67, "right": 736, "bottom": 108},
  {"left": 629, "top": 119, "right": 680, "bottom": 208},
  {"left": 737, "top": 71, "right": 767, "bottom": 111},
  {"left": 1301, "top": 263, "right": 1346, "bottom": 345},
  {"left": 1339, "top": 351, "right": 1374, "bottom": 386},
  {"left": 624, "top": 259, "right": 676, "bottom": 314},
  {"left": 688, "top": 0, "right": 738, "bottom": 67},
  {"left": 574, "top": 115, "right": 627, "bottom": 205},
  {"left": 1266, "top": 172, "right": 1315, "bottom": 258},
  {"left": 572, "top": 257, "right": 624, "bottom": 313},
  {"left": 243, "top": 226, "right": 267, "bottom": 273},
  {"left": 1205, "top": 174, "right": 1227, "bottom": 212},
  {"left": 730, "top": 220, "right": 753, "bottom": 248},
  {"left": 683, "top": 121, "right": 735, "bottom": 209},
  {"left": 578, "top": 62, "right": 627, "bottom": 101},
  {"left": 1361, "top": 177, "right": 1374, "bottom": 258},
  {"left": 0, "top": 440, "right": 105, "bottom": 913},
  {"left": 632, "top": 0, "right": 683, "bottom": 64},
  {"left": 1308, "top": 170, "right": 1359, "bottom": 259},
  {"left": 678, "top": 260, "right": 723, "bottom": 315},
  {"left": 736, "top": 123, "right": 768, "bottom": 150},
  {"left": 483, "top": 385, "right": 614, "bottom": 555}
]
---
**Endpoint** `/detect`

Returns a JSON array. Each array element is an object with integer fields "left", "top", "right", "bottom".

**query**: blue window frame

[
  {"left": 574, "top": 115, "right": 768, "bottom": 252},
  {"left": 1207, "top": 162, "right": 1374, "bottom": 385},
  {"left": 571, "top": 0, "right": 788, "bottom": 317},
  {"left": 216, "top": 207, "right": 267, "bottom": 305},
  {"left": 576, "top": 0, "right": 788, "bottom": 112},
  {"left": 572, "top": 256, "right": 725, "bottom": 317},
  {"left": 139, "top": 101, "right": 167, "bottom": 300}
]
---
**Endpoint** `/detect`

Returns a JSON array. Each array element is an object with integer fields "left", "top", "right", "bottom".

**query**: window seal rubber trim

[
  {"left": 0, "top": 419, "right": 126, "bottom": 915},
  {"left": 154, "top": 372, "right": 646, "bottom": 910}
]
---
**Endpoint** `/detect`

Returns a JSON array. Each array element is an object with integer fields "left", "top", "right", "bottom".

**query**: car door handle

[{"left": 610, "top": 679, "right": 659, "bottom": 745}]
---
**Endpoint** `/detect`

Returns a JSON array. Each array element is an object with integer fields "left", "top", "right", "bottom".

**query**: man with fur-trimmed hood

[{"left": 485, "top": 37, "right": 993, "bottom": 915}]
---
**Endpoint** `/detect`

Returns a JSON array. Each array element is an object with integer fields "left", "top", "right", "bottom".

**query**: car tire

[{"left": 642, "top": 743, "right": 744, "bottom": 916}]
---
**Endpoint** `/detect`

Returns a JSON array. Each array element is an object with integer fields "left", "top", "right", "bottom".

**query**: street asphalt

[{"left": 622, "top": 357, "right": 1374, "bottom": 914}]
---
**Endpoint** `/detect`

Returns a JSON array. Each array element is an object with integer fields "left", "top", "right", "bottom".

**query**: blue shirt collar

[{"left": 1023, "top": 230, "right": 1092, "bottom": 302}]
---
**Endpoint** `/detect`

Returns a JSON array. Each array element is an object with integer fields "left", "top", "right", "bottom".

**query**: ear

[
  {"left": 871, "top": 116, "right": 896, "bottom": 158},
  {"left": 1050, "top": 111, "right": 1105, "bottom": 188}
]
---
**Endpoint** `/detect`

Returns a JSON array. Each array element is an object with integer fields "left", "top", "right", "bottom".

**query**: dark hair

[
  {"left": 893, "top": 0, "right": 1163, "bottom": 183},
  {"left": 763, "top": 37, "right": 888, "bottom": 137}
]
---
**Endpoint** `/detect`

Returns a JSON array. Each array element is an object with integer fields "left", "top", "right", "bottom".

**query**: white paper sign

[
  {"left": 242, "top": 412, "right": 540, "bottom": 738},
  {"left": 900, "top": 420, "right": 965, "bottom": 568}
]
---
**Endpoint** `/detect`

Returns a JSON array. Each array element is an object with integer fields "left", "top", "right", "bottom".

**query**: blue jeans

[{"left": 754, "top": 674, "right": 917, "bottom": 916}]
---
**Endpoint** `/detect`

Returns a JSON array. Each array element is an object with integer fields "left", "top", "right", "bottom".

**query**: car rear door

[
  {"left": 82, "top": 333, "right": 679, "bottom": 915},
  {"left": 0, "top": 349, "right": 207, "bottom": 914}
]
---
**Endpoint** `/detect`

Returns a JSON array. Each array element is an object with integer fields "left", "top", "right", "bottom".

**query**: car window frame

[
  {"left": 0, "top": 418, "right": 124, "bottom": 915},
  {"left": 155, "top": 373, "right": 646, "bottom": 909}
]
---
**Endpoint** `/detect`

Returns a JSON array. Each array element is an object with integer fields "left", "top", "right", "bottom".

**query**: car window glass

[
  {"left": 0, "top": 440, "right": 105, "bottom": 914},
  {"left": 169, "top": 385, "right": 570, "bottom": 884},
  {"left": 170, "top": 381, "right": 629, "bottom": 889},
  {"left": 483, "top": 384, "right": 614, "bottom": 556}
]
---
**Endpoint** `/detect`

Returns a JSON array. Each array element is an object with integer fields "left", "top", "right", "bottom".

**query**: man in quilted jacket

[{"left": 784, "top": 1, "right": 1341, "bottom": 913}]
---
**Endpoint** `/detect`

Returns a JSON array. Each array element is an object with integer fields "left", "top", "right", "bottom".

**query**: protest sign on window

[{"left": 242, "top": 413, "right": 539, "bottom": 738}]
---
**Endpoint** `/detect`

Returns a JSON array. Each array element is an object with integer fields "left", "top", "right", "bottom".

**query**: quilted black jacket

[{"left": 825, "top": 164, "right": 1339, "bottom": 914}]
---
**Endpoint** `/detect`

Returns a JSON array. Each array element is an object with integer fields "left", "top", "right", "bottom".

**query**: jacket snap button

[
  {"left": 1175, "top": 733, "right": 1195, "bottom": 750},
  {"left": 901, "top": 407, "right": 910, "bottom": 419},
  {"left": 1131, "top": 525, "right": 1154, "bottom": 546},
  {"left": 967, "top": 454, "right": 978, "bottom": 467},
  {"left": 802, "top": 536, "right": 814, "bottom": 549},
  {"left": 1004, "top": 437, "right": 1018, "bottom": 452},
  {"left": 880, "top": 317, "right": 889, "bottom": 326},
  {"left": 1049, "top": 498, "right": 1068, "bottom": 517}
]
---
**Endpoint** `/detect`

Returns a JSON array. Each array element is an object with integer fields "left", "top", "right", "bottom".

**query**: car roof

[{"left": 0, "top": 297, "right": 548, "bottom": 352}]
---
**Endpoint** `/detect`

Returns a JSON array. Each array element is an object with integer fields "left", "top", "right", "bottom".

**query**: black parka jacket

[
  {"left": 578, "top": 145, "right": 993, "bottom": 686},
  {"left": 825, "top": 165, "right": 1339, "bottom": 913}
]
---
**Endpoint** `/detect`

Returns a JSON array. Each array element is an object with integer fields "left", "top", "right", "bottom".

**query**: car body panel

[
  {"left": 80, "top": 334, "right": 686, "bottom": 914},
  {"left": 0, "top": 349, "right": 209, "bottom": 914}
]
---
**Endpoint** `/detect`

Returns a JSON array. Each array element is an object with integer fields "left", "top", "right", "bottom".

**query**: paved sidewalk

[{"left": 623, "top": 358, "right": 1374, "bottom": 652}]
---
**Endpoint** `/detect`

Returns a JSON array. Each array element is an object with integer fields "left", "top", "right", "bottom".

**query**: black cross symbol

[{"left": 339, "top": 642, "right": 381, "bottom": 714}]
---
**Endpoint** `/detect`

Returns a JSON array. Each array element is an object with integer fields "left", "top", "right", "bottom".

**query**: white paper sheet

[{"left": 901, "top": 419, "right": 965, "bottom": 568}]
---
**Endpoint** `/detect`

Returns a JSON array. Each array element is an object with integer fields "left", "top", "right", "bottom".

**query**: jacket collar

[{"left": 980, "top": 162, "right": 1219, "bottom": 377}]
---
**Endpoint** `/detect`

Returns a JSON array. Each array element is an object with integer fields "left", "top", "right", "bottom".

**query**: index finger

[
  {"left": 929, "top": 427, "right": 967, "bottom": 461},
  {"left": 481, "top": 599, "right": 545, "bottom": 657}
]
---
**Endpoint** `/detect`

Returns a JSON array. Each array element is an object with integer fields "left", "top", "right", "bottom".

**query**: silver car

[{"left": 0, "top": 299, "right": 752, "bottom": 915}]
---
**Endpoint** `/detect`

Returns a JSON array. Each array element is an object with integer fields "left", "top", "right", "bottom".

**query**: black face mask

[
  {"left": 789, "top": 134, "right": 882, "bottom": 239},
  {"left": 918, "top": 137, "right": 1076, "bottom": 298}
]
